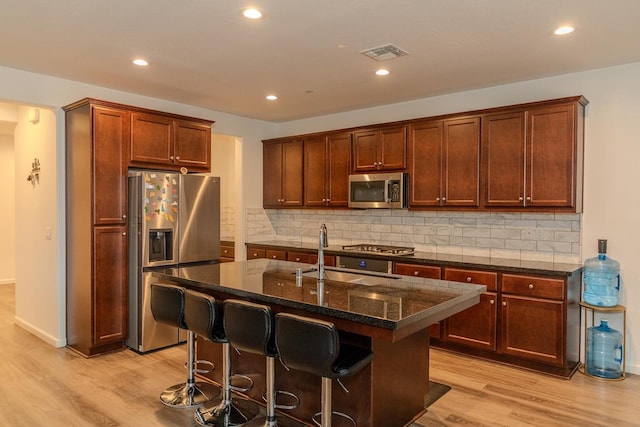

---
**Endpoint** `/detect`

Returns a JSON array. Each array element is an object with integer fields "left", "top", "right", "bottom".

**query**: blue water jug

[
  {"left": 582, "top": 239, "right": 620, "bottom": 307},
  {"left": 586, "top": 319, "right": 623, "bottom": 379}
]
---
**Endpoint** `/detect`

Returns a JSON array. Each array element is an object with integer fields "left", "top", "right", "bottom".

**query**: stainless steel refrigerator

[{"left": 126, "top": 171, "right": 220, "bottom": 353}]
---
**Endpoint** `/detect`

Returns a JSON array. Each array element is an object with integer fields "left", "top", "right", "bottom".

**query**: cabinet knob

[
  {"left": 466, "top": 276, "right": 472, "bottom": 282},
  {"left": 169, "top": 155, "right": 175, "bottom": 161},
  {"left": 502, "top": 301, "right": 507, "bottom": 306},
  {"left": 490, "top": 299, "right": 495, "bottom": 305},
  {"left": 373, "top": 162, "right": 379, "bottom": 166},
  {"left": 122, "top": 214, "right": 127, "bottom": 219},
  {"left": 414, "top": 271, "right": 419, "bottom": 276},
  {"left": 379, "top": 162, "right": 383, "bottom": 166},
  {"left": 441, "top": 197, "right": 446, "bottom": 202},
  {"left": 526, "top": 196, "right": 531, "bottom": 201},
  {"left": 272, "top": 255, "right": 277, "bottom": 259},
  {"left": 295, "top": 257, "right": 301, "bottom": 262},
  {"left": 253, "top": 252, "right": 258, "bottom": 257},
  {"left": 175, "top": 156, "right": 180, "bottom": 161},
  {"left": 519, "top": 196, "right": 524, "bottom": 201},
  {"left": 528, "top": 283, "right": 534, "bottom": 289},
  {"left": 122, "top": 232, "right": 127, "bottom": 236},
  {"left": 436, "top": 197, "right": 440, "bottom": 202}
]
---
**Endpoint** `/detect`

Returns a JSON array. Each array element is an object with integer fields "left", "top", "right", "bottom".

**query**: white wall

[
  {"left": 275, "top": 61, "right": 640, "bottom": 374},
  {"left": 0, "top": 133, "right": 16, "bottom": 284}
]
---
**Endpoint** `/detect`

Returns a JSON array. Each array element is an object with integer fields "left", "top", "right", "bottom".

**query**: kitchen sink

[{"left": 300, "top": 267, "right": 400, "bottom": 286}]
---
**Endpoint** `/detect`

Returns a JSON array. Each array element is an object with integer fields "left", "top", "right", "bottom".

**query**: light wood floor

[{"left": 1, "top": 284, "right": 638, "bottom": 427}]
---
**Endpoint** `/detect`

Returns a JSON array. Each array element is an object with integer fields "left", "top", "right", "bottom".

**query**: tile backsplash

[{"left": 246, "top": 208, "right": 582, "bottom": 264}]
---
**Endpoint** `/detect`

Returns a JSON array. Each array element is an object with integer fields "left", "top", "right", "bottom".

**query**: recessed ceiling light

[
  {"left": 266, "top": 95, "right": 278, "bottom": 101},
  {"left": 375, "top": 69, "right": 390, "bottom": 76},
  {"left": 133, "top": 58, "right": 149, "bottom": 66},
  {"left": 243, "top": 8, "right": 262, "bottom": 19},
  {"left": 554, "top": 26, "right": 575, "bottom": 35}
]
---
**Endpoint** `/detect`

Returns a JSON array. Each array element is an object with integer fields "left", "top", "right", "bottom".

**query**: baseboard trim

[{"left": 14, "top": 315, "right": 66, "bottom": 347}]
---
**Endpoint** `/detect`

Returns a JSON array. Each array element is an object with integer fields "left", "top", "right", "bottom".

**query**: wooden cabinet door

[
  {"left": 482, "top": 111, "right": 526, "bottom": 207},
  {"left": 263, "top": 142, "right": 284, "bottom": 207},
  {"left": 93, "top": 226, "right": 127, "bottom": 346},
  {"left": 379, "top": 126, "right": 407, "bottom": 171},
  {"left": 173, "top": 119, "right": 211, "bottom": 170},
  {"left": 445, "top": 293, "right": 497, "bottom": 351},
  {"left": 304, "top": 135, "right": 328, "bottom": 206},
  {"left": 130, "top": 112, "right": 173, "bottom": 166},
  {"left": 499, "top": 294, "right": 565, "bottom": 365},
  {"left": 327, "top": 132, "right": 351, "bottom": 207},
  {"left": 352, "top": 130, "right": 379, "bottom": 172},
  {"left": 408, "top": 120, "right": 442, "bottom": 207},
  {"left": 281, "top": 140, "right": 303, "bottom": 206},
  {"left": 443, "top": 268, "right": 498, "bottom": 350},
  {"left": 442, "top": 117, "right": 480, "bottom": 206},
  {"left": 526, "top": 103, "right": 576, "bottom": 208},
  {"left": 92, "top": 106, "right": 129, "bottom": 225}
]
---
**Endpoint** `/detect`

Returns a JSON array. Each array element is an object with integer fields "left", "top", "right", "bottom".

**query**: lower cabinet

[
  {"left": 246, "top": 245, "right": 335, "bottom": 266},
  {"left": 394, "top": 262, "right": 580, "bottom": 377}
]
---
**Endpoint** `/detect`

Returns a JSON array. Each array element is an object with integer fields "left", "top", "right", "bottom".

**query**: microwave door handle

[{"left": 384, "top": 180, "right": 390, "bottom": 204}]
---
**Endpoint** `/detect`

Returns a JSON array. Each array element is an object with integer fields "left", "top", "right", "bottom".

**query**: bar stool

[
  {"left": 150, "top": 283, "right": 220, "bottom": 408},
  {"left": 189, "top": 291, "right": 259, "bottom": 426},
  {"left": 275, "top": 313, "right": 374, "bottom": 427},
  {"left": 223, "top": 299, "right": 300, "bottom": 427}
]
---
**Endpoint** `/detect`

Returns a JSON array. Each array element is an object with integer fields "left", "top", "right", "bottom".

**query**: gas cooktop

[{"left": 342, "top": 244, "right": 415, "bottom": 256}]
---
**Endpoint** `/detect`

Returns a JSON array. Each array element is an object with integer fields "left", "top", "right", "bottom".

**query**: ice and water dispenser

[{"left": 148, "top": 229, "right": 174, "bottom": 263}]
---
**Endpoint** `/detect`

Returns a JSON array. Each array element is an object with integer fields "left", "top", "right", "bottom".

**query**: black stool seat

[
  {"left": 190, "top": 292, "right": 259, "bottom": 426},
  {"left": 275, "top": 313, "right": 374, "bottom": 427},
  {"left": 150, "top": 283, "right": 220, "bottom": 408}
]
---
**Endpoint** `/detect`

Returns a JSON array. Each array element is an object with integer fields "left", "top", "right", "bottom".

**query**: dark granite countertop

[
  {"left": 152, "top": 259, "right": 485, "bottom": 340},
  {"left": 246, "top": 240, "right": 582, "bottom": 277}
]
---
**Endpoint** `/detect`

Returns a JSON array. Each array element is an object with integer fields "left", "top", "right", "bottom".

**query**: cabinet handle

[
  {"left": 253, "top": 252, "right": 258, "bottom": 257},
  {"left": 373, "top": 162, "right": 379, "bottom": 166},
  {"left": 169, "top": 155, "right": 175, "bottom": 161},
  {"left": 526, "top": 196, "right": 531, "bottom": 201},
  {"left": 175, "top": 156, "right": 180, "bottom": 161},
  {"left": 436, "top": 197, "right": 440, "bottom": 202},
  {"left": 414, "top": 271, "right": 419, "bottom": 276},
  {"left": 272, "top": 255, "right": 277, "bottom": 259},
  {"left": 528, "top": 283, "right": 534, "bottom": 289},
  {"left": 466, "top": 276, "right": 472, "bottom": 282},
  {"left": 379, "top": 162, "right": 383, "bottom": 166},
  {"left": 122, "top": 214, "right": 127, "bottom": 219},
  {"left": 295, "top": 257, "right": 301, "bottom": 262},
  {"left": 441, "top": 197, "right": 446, "bottom": 202},
  {"left": 519, "top": 196, "right": 524, "bottom": 201},
  {"left": 122, "top": 232, "right": 127, "bottom": 236},
  {"left": 502, "top": 301, "right": 507, "bottom": 306},
  {"left": 490, "top": 299, "right": 495, "bottom": 305}
]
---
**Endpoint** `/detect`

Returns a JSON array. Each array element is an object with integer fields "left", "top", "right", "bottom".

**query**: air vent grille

[{"left": 360, "top": 43, "right": 409, "bottom": 61}]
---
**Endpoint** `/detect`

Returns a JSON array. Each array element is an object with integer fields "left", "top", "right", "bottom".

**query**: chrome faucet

[{"left": 318, "top": 224, "right": 328, "bottom": 281}]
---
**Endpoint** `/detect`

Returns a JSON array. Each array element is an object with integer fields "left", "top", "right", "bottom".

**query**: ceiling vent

[{"left": 360, "top": 43, "right": 409, "bottom": 61}]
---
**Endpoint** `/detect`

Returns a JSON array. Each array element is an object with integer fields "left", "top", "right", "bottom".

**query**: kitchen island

[{"left": 153, "top": 259, "right": 485, "bottom": 426}]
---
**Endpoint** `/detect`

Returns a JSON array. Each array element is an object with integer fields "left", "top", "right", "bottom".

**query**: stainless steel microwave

[{"left": 348, "top": 172, "right": 408, "bottom": 208}]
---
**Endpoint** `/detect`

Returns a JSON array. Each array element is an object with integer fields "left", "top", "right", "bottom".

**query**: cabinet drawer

[
  {"left": 220, "top": 245, "right": 234, "bottom": 259},
  {"left": 502, "top": 274, "right": 565, "bottom": 300},
  {"left": 444, "top": 268, "right": 498, "bottom": 292},
  {"left": 247, "top": 248, "right": 266, "bottom": 259},
  {"left": 287, "top": 252, "right": 317, "bottom": 264},
  {"left": 266, "top": 250, "right": 287, "bottom": 260},
  {"left": 394, "top": 263, "right": 441, "bottom": 279}
]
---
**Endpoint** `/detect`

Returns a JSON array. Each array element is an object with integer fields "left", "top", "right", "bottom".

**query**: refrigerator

[{"left": 126, "top": 170, "right": 220, "bottom": 353}]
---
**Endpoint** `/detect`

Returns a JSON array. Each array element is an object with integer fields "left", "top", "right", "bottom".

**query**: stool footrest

[
  {"left": 194, "top": 395, "right": 260, "bottom": 426},
  {"left": 312, "top": 410, "right": 357, "bottom": 427},
  {"left": 262, "top": 390, "right": 300, "bottom": 410},
  {"left": 229, "top": 373, "right": 254, "bottom": 393}
]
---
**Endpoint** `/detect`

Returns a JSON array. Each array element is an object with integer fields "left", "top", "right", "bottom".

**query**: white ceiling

[{"left": 1, "top": 1, "right": 639, "bottom": 122}]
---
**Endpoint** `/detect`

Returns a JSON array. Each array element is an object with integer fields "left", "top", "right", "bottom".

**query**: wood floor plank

[{"left": 0, "top": 284, "right": 638, "bottom": 427}]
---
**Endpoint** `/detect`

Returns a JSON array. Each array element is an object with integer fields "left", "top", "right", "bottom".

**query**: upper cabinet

[
  {"left": 304, "top": 132, "right": 352, "bottom": 207},
  {"left": 408, "top": 117, "right": 480, "bottom": 208},
  {"left": 263, "top": 139, "right": 304, "bottom": 207},
  {"left": 263, "top": 95, "right": 587, "bottom": 213},
  {"left": 482, "top": 97, "right": 587, "bottom": 211},
  {"left": 130, "top": 112, "right": 212, "bottom": 172},
  {"left": 353, "top": 125, "right": 406, "bottom": 172}
]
